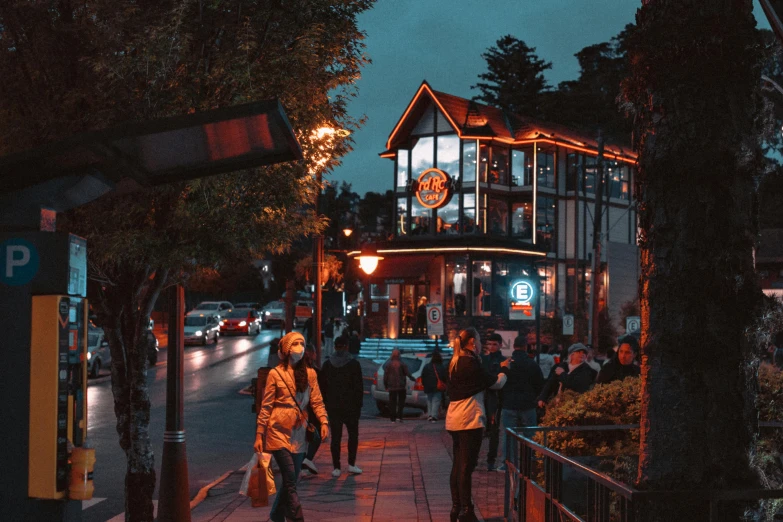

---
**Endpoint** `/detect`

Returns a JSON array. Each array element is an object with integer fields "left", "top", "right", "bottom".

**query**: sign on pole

[
  {"left": 562, "top": 314, "right": 575, "bottom": 336},
  {"left": 0, "top": 238, "right": 39, "bottom": 287},
  {"left": 509, "top": 279, "right": 536, "bottom": 321},
  {"left": 626, "top": 316, "right": 641, "bottom": 335},
  {"left": 426, "top": 303, "right": 444, "bottom": 336}
]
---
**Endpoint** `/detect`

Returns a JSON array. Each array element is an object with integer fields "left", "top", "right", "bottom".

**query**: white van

[{"left": 87, "top": 328, "right": 111, "bottom": 378}]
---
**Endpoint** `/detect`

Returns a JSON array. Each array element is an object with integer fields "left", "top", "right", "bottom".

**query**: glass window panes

[
  {"left": 539, "top": 265, "right": 555, "bottom": 318},
  {"left": 566, "top": 153, "right": 580, "bottom": 192},
  {"left": 446, "top": 255, "right": 469, "bottom": 316},
  {"left": 511, "top": 147, "right": 533, "bottom": 187},
  {"left": 608, "top": 161, "right": 622, "bottom": 199},
  {"left": 462, "top": 141, "right": 477, "bottom": 183},
  {"left": 536, "top": 147, "right": 555, "bottom": 189},
  {"left": 489, "top": 145, "right": 509, "bottom": 185},
  {"left": 397, "top": 150, "right": 409, "bottom": 189},
  {"left": 436, "top": 196, "right": 460, "bottom": 235},
  {"left": 472, "top": 261, "right": 492, "bottom": 316},
  {"left": 537, "top": 196, "right": 556, "bottom": 252},
  {"left": 583, "top": 155, "right": 596, "bottom": 194},
  {"left": 370, "top": 284, "right": 389, "bottom": 298},
  {"left": 512, "top": 200, "right": 533, "bottom": 240},
  {"left": 462, "top": 193, "right": 476, "bottom": 234},
  {"left": 412, "top": 103, "right": 435, "bottom": 135},
  {"left": 478, "top": 143, "right": 490, "bottom": 183},
  {"left": 411, "top": 136, "right": 434, "bottom": 179},
  {"left": 396, "top": 197, "right": 407, "bottom": 236},
  {"left": 411, "top": 197, "right": 431, "bottom": 236},
  {"left": 487, "top": 198, "right": 508, "bottom": 235},
  {"left": 437, "top": 135, "right": 460, "bottom": 180}
]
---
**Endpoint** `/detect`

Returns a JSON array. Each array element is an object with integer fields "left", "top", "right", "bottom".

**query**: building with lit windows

[{"left": 353, "top": 81, "right": 639, "bottom": 342}]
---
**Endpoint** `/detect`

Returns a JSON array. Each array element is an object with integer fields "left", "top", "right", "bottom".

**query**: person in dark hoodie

[
  {"left": 537, "top": 342, "right": 597, "bottom": 408},
  {"left": 596, "top": 335, "right": 641, "bottom": 384},
  {"left": 421, "top": 350, "right": 448, "bottom": 421},
  {"left": 497, "top": 335, "right": 544, "bottom": 472},
  {"left": 383, "top": 349, "right": 415, "bottom": 423},
  {"left": 301, "top": 344, "right": 323, "bottom": 476},
  {"left": 446, "top": 327, "right": 510, "bottom": 522},
  {"left": 318, "top": 333, "right": 364, "bottom": 478},
  {"left": 481, "top": 333, "right": 506, "bottom": 471}
]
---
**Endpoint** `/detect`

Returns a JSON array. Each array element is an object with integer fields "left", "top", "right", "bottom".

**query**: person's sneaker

[
  {"left": 302, "top": 458, "right": 318, "bottom": 474},
  {"left": 331, "top": 468, "right": 342, "bottom": 478},
  {"left": 426, "top": 416, "right": 432, "bottom": 421},
  {"left": 429, "top": 417, "right": 437, "bottom": 423},
  {"left": 347, "top": 464, "right": 363, "bottom": 475},
  {"left": 390, "top": 418, "right": 396, "bottom": 423}
]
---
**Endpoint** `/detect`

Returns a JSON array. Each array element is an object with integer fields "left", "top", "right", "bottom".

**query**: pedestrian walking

[
  {"left": 323, "top": 317, "right": 335, "bottom": 362},
  {"left": 414, "top": 296, "right": 428, "bottom": 335},
  {"left": 333, "top": 318, "right": 346, "bottom": 346},
  {"left": 349, "top": 330, "right": 361, "bottom": 356},
  {"left": 481, "top": 333, "right": 505, "bottom": 471},
  {"left": 302, "top": 344, "right": 323, "bottom": 477},
  {"left": 302, "top": 316, "right": 314, "bottom": 346},
  {"left": 255, "top": 332, "right": 330, "bottom": 522},
  {"left": 446, "top": 327, "right": 510, "bottom": 522},
  {"left": 267, "top": 337, "right": 281, "bottom": 368},
  {"left": 537, "top": 343, "right": 597, "bottom": 408},
  {"left": 383, "top": 349, "right": 415, "bottom": 422},
  {"left": 498, "top": 335, "right": 544, "bottom": 472},
  {"left": 596, "top": 335, "right": 641, "bottom": 384},
  {"left": 421, "top": 351, "right": 448, "bottom": 421},
  {"left": 318, "top": 334, "right": 364, "bottom": 477}
]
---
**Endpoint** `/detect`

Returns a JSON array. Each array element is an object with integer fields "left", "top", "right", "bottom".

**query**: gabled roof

[{"left": 382, "top": 81, "right": 636, "bottom": 163}]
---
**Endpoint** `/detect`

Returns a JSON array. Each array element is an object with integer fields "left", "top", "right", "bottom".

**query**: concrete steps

[{"left": 359, "top": 338, "right": 453, "bottom": 363}]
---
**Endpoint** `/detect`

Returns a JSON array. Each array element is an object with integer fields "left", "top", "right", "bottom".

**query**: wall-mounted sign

[
  {"left": 426, "top": 303, "right": 444, "bottom": 336},
  {"left": 415, "top": 168, "right": 452, "bottom": 209},
  {"left": 562, "top": 314, "right": 575, "bottom": 336},
  {"left": 510, "top": 280, "right": 535, "bottom": 305}
]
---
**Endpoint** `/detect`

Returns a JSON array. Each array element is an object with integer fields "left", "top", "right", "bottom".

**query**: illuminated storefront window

[
  {"left": 411, "top": 197, "right": 431, "bottom": 236},
  {"left": 472, "top": 260, "right": 492, "bottom": 316},
  {"left": 537, "top": 145, "right": 555, "bottom": 189},
  {"left": 446, "top": 255, "right": 469, "bottom": 316},
  {"left": 436, "top": 197, "right": 460, "bottom": 235},
  {"left": 512, "top": 147, "right": 533, "bottom": 187},
  {"left": 437, "top": 135, "right": 460, "bottom": 180},
  {"left": 397, "top": 149, "right": 409, "bottom": 189},
  {"left": 489, "top": 145, "right": 509, "bottom": 185},
  {"left": 537, "top": 196, "right": 555, "bottom": 252},
  {"left": 512, "top": 200, "right": 533, "bottom": 240},
  {"left": 487, "top": 198, "right": 508, "bottom": 235}
]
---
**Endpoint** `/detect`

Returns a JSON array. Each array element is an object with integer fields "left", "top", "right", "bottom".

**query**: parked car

[
  {"left": 87, "top": 327, "right": 110, "bottom": 378},
  {"left": 146, "top": 328, "right": 159, "bottom": 366},
  {"left": 234, "top": 302, "right": 262, "bottom": 311},
  {"left": 262, "top": 301, "right": 285, "bottom": 328},
  {"left": 294, "top": 300, "right": 313, "bottom": 328},
  {"left": 190, "top": 301, "right": 234, "bottom": 320},
  {"left": 220, "top": 308, "right": 262, "bottom": 336},
  {"left": 184, "top": 313, "right": 220, "bottom": 345},
  {"left": 371, "top": 352, "right": 450, "bottom": 416}
]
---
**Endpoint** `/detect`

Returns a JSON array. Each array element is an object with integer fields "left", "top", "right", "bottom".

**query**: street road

[{"left": 82, "top": 329, "right": 280, "bottom": 522}]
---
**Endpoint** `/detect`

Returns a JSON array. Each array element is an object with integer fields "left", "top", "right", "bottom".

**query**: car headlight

[
  {"left": 239, "top": 321, "right": 247, "bottom": 327},
  {"left": 195, "top": 330, "right": 203, "bottom": 336},
  {"left": 87, "top": 352, "right": 92, "bottom": 360}
]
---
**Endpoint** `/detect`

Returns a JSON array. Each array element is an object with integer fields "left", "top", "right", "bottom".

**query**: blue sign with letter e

[{"left": 1, "top": 238, "right": 40, "bottom": 286}]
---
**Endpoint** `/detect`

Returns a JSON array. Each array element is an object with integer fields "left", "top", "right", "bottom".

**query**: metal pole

[
  {"left": 588, "top": 136, "right": 605, "bottom": 348},
  {"left": 313, "top": 171, "right": 323, "bottom": 363},
  {"left": 536, "top": 269, "right": 541, "bottom": 365},
  {"left": 158, "top": 284, "right": 191, "bottom": 522}
]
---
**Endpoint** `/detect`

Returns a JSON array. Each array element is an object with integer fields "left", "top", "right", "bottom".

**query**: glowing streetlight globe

[{"left": 356, "top": 243, "right": 383, "bottom": 275}]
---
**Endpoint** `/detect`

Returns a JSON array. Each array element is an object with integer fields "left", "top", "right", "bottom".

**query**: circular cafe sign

[
  {"left": 510, "top": 280, "right": 535, "bottom": 305},
  {"left": 415, "top": 168, "right": 452, "bottom": 209}
]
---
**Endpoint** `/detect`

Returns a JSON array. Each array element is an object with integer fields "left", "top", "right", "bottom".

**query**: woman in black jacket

[
  {"left": 421, "top": 351, "right": 448, "bottom": 422},
  {"left": 445, "top": 328, "right": 510, "bottom": 522}
]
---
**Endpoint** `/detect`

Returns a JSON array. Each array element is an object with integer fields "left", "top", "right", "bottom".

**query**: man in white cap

[{"left": 537, "top": 342, "right": 597, "bottom": 408}]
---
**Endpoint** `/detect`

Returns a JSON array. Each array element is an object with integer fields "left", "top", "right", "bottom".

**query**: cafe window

[
  {"left": 446, "top": 255, "right": 469, "bottom": 316},
  {"left": 478, "top": 142, "right": 490, "bottom": 183},
  {"left": 539, "top": 265, "right": 555, "bottom": 318},
  {"left": 511, "top": 146, "right": 533, "bottom": 187},
  {"left": 396, "top": 197, "right": 407, "bottom": 236},
  {"left": 472, "top": 260, "right": 492, "bottom": 316},
  {"left": 566, "top": 153, "right": 580, "bottom": 192},
  {"left": 537, "top": 146, "right": 555, "bottom": 189},
  {"left": 370, "top": 284, "right": 389, "bottom": 298},
  {"left": 462, "top": 193, "right": 476, "bottom": 234},
  {"left": 512, "top": 199, "right": 533, "bottom": 240},
  {"left": 537, "top": 196, "right": 556, "bottom": 252},
  {"left": 397, "top": 149, "right": 409, "bottom": 189},
  {"left": 608, "top": 162, "right": 630, "bottom": 200},
  {"left": 411, "top": 198, "right": 431, "bottom": 235},
  {"left": 436, "top": 196, "right": 460, "bottom": 235},
  {"left": 489, "top": 145, "right": 509, "bottom": 185},
  {"left": 462, "top": 141, "right": 477, "bottom": 183},
  {"left": 437, "top": 135, "right": 460, "bottom": 181},
  {"left": 583, "top": 155, "right": 596, "bottom": 194},
  {"left": 487, "top": 198, "right": 508, "bottom": 236},
  {"left": 411, "top": 136, "right": 434, "bottom": 179}
]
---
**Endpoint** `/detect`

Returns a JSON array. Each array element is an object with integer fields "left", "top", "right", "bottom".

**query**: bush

[{"left": 535, "top": 377, "right": 641, "bottom": 457}]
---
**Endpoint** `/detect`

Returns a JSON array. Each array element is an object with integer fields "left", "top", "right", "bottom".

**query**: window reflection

[
  {"left": 583, "top": 155, "right": 596, "bottom": 194},
  {"left": 462, "top": 141, "right": 477, "bottom": 183},
  {"left": 537, "top": 196, "right": 555, "bottom": 252},
  {"left": 487, "top": 198, "right": 508, "bottom": 235},
  {"left": 396, "top": 197, "right": 407, "bottom": 236},
  {"left": 512, "top": 200, "right": 533, "bottom": 240},
  {"left": 607, "top": 161, "right": 630, "bottom": 200},
  {"left": 462, "top": 194, "right": 476, "bottom": 234},
  {"left": 472, "top": 261, "right": 492, "bottom": 316},
  {"left": 478, "top": 143, "right": 490, "bottom": 183},
  {"left": 537, "top": 146, "right": 555, "bottom": 189},
  {"left": 436, "top": 197, "right": 460, "bottom": 235},
  {"left": 446, "top": 255, "right": 468, "bottom": 316},
  {"left": 489, "top": 146, "right": 509, "bottom": 185},
  {"left": 411, "top": 198, "right": 431, "bottom": 235},
  {"left": 397, "top": 149, "right": 409, "bottom": 189},
  {"left": 437, "top": 135, "right": 460, "bottom": 180},
  {"left": 566, "top": 153, "right": 580, "bottom": 192},
  {"left": 412, "top": 136, "right": 434, "bottom": 179},
  {"left": 512, "top": 147, "right": 533, "bottom": 187}
]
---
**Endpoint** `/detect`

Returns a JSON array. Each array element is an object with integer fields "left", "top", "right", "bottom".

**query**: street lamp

[
  {"left": 356, "top": 243, "right": 383, "bottom": 338},
  {"left": 343, "top": 227, "right": 353, "bottom": 237}
]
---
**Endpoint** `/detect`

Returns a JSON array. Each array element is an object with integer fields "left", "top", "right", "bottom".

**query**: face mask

[{"left": 289, "top": 349, "right": 304, "bottom": 365}]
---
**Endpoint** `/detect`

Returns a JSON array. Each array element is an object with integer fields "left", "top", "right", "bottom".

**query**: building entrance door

[{"left": 400, "top": 283, "right": 428, "bottom": 337}]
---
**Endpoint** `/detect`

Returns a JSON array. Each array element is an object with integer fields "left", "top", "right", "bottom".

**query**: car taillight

[
  {"left": 414, "top": 377, "right": 424, "bottom": 391},
  {"left": 373, "top": 371, "right": 377, "bottom": 386}
]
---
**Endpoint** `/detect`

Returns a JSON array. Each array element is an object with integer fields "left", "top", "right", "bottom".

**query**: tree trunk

[
  {"left": 93, "top": 267, "right": 168, "bottom": 521},
  {"left": 625, "top": 1, "right": 764, "bottom": 520}
]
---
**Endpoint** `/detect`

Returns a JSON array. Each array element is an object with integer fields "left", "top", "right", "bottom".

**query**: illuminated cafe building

[{"left": 354, "top": 81, "right": 639, "bottom": 342}]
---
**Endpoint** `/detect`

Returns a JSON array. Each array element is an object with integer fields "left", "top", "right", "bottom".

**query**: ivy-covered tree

[
  {"left": 471, "top": 35, "right": 552, "bottom": 117},
  {"left": 623, "top": 1, "right": 765, "bottom": 520},
  {"left": 0, "top": 0, "right": 374, "bottom": 519}
]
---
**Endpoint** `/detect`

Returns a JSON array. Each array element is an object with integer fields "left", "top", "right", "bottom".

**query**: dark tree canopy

[{"left": 471, "top": 35, "right": 552, "bottom": 117}]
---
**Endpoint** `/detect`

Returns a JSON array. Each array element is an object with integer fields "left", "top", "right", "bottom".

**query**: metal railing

[{"left": 503, "top": 425, "right": 783, "bottom": 522}]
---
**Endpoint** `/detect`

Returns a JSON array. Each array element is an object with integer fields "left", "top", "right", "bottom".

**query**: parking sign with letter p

[{"left": 0, "top": 238, "right": 39, "bottom": 287}]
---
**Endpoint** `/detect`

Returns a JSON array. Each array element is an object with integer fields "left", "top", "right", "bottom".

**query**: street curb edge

[{"left": 190, "top": 469, "right": 235, "bottom": 510}]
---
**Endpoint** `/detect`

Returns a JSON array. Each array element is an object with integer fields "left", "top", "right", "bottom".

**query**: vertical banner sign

[
  {"left": 562, "top": 314, "right": 575, "bottom": 336},
  {"left": 56, "top": 297, "right": 70, "bottom": 492},
  {"left": 426, "top": 303, "right": 444, "bottom": 336}
]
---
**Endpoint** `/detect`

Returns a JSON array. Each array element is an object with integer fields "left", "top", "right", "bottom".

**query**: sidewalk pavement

[{"left": 190, "top": 416, "right": 506, "bottom": 522}]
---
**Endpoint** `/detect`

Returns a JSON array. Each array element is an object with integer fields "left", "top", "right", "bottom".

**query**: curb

[{"left": 190, "top": 469, "right": 235, "bottom": 509}]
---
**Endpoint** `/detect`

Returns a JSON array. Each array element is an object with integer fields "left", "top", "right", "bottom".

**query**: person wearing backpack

[{"left": 421, "top": 351, "right": 448, "bottom": 422}]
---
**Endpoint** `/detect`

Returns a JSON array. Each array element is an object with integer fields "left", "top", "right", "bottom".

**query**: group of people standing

[{"left": 255, "top": 331, "right": 364, "bottom": 522}]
